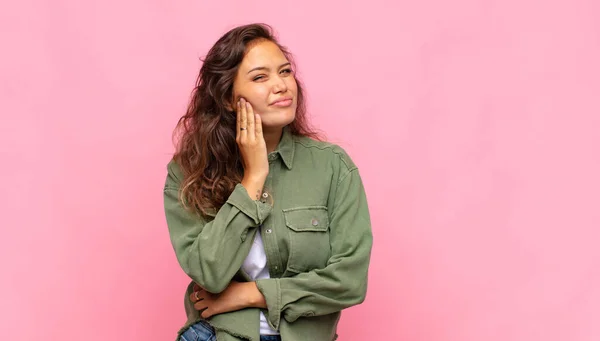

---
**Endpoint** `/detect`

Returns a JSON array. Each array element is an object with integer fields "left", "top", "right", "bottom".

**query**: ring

[
  {"left": 240, "top": 128, "right": 246, "bottom": 131},
  {"left": 194, "top": 291, "right": 200, "bottom": 301}
]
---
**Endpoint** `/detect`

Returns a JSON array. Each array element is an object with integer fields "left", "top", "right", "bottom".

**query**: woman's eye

[
  {"left": 281, "top": 68, "right": 293, "bottom": 75},
  {"left": 253, "top": 75, "right": 266, "bottom": 81}
]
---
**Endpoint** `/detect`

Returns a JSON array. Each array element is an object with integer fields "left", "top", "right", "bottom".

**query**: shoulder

[
  {"left": 165, "top": 158, "right": 184, "bottom": 188},
  {"left": 293, "top": 135, "right": 357, "bottom": 172}
]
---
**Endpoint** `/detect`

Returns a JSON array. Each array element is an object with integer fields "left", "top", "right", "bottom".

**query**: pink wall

[{"left": 2, "top": 0, "right": 600, "bottom": 340}]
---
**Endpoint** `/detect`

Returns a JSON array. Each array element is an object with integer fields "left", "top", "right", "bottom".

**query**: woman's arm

[
  {"left": 188, "top": 281, "right": 267, "bottom": 318},
  {"left": 165, "top": 99, "right": 271, "bottom": 294},
  {"left": 163, "top": 161, "right": 271, "bottom": 294}
]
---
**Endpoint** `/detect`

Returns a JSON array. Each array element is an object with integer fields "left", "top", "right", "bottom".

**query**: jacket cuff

[
  {"left": 255, "top": 278, "right": 281, "bottom": 330},
  {"left": 226, "top": 184, "right": 272, "bottom": 225}
]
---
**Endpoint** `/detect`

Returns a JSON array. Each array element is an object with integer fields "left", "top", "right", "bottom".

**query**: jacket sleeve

[
  {"left": 255, "top": 167, "right": 373, "bottom": 329},
  {"left": 163, "top": 161, "right": 272, "bottom": 294}
]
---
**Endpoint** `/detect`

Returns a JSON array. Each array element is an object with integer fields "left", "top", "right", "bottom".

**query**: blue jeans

[{"left": 179, "top": 320, "right": 281, "bottom": 341}]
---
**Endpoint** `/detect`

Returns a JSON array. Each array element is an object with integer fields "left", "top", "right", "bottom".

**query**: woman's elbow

[{"left": 182, "top": 259, "right": 230, "bottom": 294}]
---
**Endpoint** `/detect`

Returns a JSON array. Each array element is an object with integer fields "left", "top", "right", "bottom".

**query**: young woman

[{"left": 163, "top": 23, "right": 373, "bottom": 341}]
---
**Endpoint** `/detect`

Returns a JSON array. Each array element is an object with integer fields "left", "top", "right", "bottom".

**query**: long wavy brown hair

[{"left": 173, "top": 23, "right": 321, "bottom": 218}]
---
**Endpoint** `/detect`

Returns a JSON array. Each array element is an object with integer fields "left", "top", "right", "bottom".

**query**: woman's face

[{"left": 231, "top": 39, "right": 298, "bottom": 132}]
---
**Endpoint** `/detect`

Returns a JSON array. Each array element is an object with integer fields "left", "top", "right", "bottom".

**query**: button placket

[
  {"left": 263, "top": 223, "right": 280, "bottom": 276},
  {"left": 261, "top": 156, "right": 284, "bottom": 276},
  {"left": 261, "top": 170, "right": 279, "bottom": 276}
]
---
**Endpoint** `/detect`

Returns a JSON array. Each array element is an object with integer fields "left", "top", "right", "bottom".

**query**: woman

[{"left": 163, "top": 23, "right": 373, "bottom": 341}]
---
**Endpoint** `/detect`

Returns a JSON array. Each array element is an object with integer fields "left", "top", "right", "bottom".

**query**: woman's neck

[{"left": 262, "top": 128, "right": 283, "bottom": 154}]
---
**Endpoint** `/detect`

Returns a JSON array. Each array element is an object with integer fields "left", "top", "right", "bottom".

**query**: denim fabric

[
  {"left": 179, "top": 320, "right": 216, "bottom": 341},
  {"left": 179, "top": 321, "right": 281, "bottom": 341}
]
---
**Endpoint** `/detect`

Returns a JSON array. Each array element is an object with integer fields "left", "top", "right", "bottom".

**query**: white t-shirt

[{"left": 241, "top": 229, "right": 279, "bottom": 335}]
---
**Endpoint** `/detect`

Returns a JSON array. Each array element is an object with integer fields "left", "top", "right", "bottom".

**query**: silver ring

[
  {"left": 194, "top": 291, "right": 200, "bottom": 301},
  {"left": 240, "top": 127, "right": 246, "bottom": 131}
]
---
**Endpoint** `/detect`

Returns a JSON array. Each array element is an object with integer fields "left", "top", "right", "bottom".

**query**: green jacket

[{"left": 163, "top": 127, "right": 373, "bottom": 341}]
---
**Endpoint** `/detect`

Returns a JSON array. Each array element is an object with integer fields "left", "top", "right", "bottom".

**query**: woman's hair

[{"left": 173, "top": 23, "right": 321, "bottom": 218}]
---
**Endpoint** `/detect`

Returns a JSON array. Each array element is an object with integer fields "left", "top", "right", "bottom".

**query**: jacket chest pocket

[{"left": 283, "top": 206, "right": 331, "bottom": 273}]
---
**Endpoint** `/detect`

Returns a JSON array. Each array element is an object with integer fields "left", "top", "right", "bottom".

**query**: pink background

[{"left": 1, "top": 0, "right": 599, "bottom": 340}]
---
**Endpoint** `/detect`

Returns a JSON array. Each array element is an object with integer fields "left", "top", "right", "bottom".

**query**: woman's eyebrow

[{"left": 247, "top": 62, "right": 291, "bottom": 74}]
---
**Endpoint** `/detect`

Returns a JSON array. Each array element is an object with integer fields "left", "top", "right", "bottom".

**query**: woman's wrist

[
  {"left": 241, "top": 176, "right": 266, "bottom": 201},
  {"left": 245, "top": 282, "right": 267, "bottom": 309}
]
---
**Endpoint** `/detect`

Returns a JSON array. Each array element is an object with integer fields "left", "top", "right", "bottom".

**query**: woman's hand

[
  {"left": 191, "top": 281, "right": 267, "bottom": 318},
  {"left": 236, "top": 98, "right": 269, "bottom": 200}
]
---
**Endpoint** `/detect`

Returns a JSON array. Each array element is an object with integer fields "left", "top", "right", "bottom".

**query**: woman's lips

[{"left": 271, "top": 99, "right": 293, "bottom": 107}]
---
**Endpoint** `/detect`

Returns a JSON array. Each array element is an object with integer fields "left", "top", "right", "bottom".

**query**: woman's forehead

[{"left": 240, "top": 40, "right": 288, "bottom": 70}]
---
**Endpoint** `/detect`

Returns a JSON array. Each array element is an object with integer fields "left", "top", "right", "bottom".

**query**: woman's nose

[{"left": 272, "top": 76, "right": 288, "bottom": 93}]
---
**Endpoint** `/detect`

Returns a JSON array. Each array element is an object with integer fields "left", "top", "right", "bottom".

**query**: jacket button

[
  {"left": 311, "top": 219, "right": 319, "bottom": 226},
  {"left": 266, "top": 229, "right": 272, "bottom": 233}
]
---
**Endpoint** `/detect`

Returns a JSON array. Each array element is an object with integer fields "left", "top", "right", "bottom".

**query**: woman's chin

[
  {"left": 260, "top": 112, "right": 296, "bottom": 130},
  {"left": 262, "top": 120, "right": 294, "bottom": 132}
]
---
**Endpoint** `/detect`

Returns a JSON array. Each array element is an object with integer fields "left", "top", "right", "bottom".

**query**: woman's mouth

[{"left": 270, "top": 98, "right": 293, "bottom": 107}]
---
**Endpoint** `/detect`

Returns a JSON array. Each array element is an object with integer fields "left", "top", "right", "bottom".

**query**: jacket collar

[{"left": 271, "top": 125, "right": 295, "bottom": 170}]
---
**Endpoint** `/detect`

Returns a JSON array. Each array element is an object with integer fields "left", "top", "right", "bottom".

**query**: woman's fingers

[
  {"left": 239, "top": 98, "right": 247, "bottom": 138},
  {"left": 235, "top": 98, "right": 268, "bottom": 182},
  {"left": 199, "top": 307, "right": 212, "bottom": 319},
  {"left": 254, "top": 113, "right": 262, "bottom": 137},
  {"left": 236, "top": 100, "right": 241, "bottom": 139},
  {"left": 245, "top": 101, "right": 255, "bottom": 141},
  {"left": 194, "top": 299, "right": 209, "bottom": 312},
  {"left": 192, "top": 291, "right": 213, "bottom": 318},
  {"left": 189, "top": 289, "right": 202, "bottom": 302},
  {"left": 238, "top": 98, "right": 260, "bottom": 141}
]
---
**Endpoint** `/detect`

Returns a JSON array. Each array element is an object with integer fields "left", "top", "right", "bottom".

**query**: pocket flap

[{"left": 283, "top": 206, "right": 330, "bottom": 232}]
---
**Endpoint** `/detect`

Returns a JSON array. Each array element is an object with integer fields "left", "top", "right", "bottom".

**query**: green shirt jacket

[{"left": 163, "top": 126, "right": 373, "bottom": 341}]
